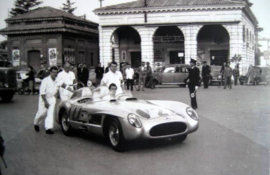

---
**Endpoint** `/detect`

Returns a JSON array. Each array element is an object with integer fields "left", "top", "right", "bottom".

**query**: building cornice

[{"left": 94, "top": 4, "right": 245, "bottom": 15}]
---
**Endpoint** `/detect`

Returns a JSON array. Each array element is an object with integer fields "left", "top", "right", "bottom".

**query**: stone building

[
  {"left": 94, "top": 0, "right": 260, "bottom": 74},
  {"left": 0, "top": 7, "right": 99, "bottom": 71}
]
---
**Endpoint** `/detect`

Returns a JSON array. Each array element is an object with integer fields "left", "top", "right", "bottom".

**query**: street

[{"left": 0, "top": 84, "right": 269, "bottom": 175}]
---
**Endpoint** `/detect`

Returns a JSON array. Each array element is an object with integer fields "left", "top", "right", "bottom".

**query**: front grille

[{"left": 150, "top": 122, "right": 187, "bottom": 137}]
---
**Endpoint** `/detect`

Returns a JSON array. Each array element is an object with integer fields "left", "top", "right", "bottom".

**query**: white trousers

[
  {"left": 59, "top": 88, "right": 73, "bottom": 101},
  {"left": 34, "top": 96, "right": 56, "bottom": 130}
]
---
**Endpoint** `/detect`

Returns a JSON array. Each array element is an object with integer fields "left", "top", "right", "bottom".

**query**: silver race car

[{"left": 56, "top": 87, "right": 199, "bottom": 151}]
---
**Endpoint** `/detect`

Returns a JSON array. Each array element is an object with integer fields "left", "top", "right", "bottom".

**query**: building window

[
  {"left": 78, "top": 51, "right": 85, "bottom": 63},
  {"left": 243, "top": 26, "right": 245, "bottom": 42}
]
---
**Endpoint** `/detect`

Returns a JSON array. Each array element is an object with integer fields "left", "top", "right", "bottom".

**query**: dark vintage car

[
  {"left": 209, "top": 65, "right": 222, "bottom": 85},
  {"left": 152, "top": 65, "right": 190, "bottom": 87},
  {"left": 0, "top": 60, "right": 17, "bottom": 102},
  {"left": 239, "top": 66, "right": 270, "bottom": 85}
]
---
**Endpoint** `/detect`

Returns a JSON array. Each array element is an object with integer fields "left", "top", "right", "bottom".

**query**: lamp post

[{"left": 99, "top": 0, "right": 104, "bottom": 8}]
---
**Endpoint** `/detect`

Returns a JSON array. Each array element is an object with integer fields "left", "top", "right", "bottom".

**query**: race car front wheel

[
  {"left": 60, "top": 110, "right": 73, "bottom": 136},
  {"left": 108, "top": 118, "right": 126, "bottom": 152}
]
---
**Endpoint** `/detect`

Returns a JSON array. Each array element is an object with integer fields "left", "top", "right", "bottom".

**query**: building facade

[
  {"left": 95, "top": 0, "right": 259, "bottom": 74},
  {"left": 0, "top": 7, "right": 99, "bottom": 71}
]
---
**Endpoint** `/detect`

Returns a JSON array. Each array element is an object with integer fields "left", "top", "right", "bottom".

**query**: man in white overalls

[
  {"left": 56, "top": 62, "right": 76, "bottom": 101},
  {"left": 33, "top": 66, "right": 59, "bottom": 134}
]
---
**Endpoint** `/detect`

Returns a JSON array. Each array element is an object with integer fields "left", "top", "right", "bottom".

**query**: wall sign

[
  {"left": 12, "top": 49, "right": 20, "bottom": 66},
  {"left": 49, "top": 48, "right": 57, "bottom": 66}
]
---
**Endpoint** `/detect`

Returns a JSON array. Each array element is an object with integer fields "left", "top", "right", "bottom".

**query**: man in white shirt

[
  {"left": 101, "top": 61, "right": 124, "bottom": 94},
  {"left": 125, "top": 63, "right": 134, "bottom": 91},
  {"left": 56, "top": 62, "right": 76, "bottom": 101},
  {"left": 34, "top": 66, "right": 59, "bottom": 134}
]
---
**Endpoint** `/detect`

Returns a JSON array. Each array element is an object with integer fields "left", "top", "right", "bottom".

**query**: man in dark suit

[
  {"left": 202, "top": 61, "right": 211, "bottom": 88},
  {"left": 77, "top": 63, "right": 89, "bottom": 87},
  {"left": 95, "top": 62, "right": 104, "bottom": 87},
  {"left": 185, "top": 59, "right": 200, "bottom": 109}
]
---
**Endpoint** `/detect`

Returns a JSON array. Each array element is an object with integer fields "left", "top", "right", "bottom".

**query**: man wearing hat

[
  {"left": 185, "top": 59, "right": 200, "bottom": 109},
  {"left": 202, "top": 61, "right": 211, "bottom": 88}
]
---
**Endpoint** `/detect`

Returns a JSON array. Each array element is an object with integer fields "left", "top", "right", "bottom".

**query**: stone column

[
  {"left": 99, "top": 26, "right": 117, "bottom": 68},
  {"left": 179, "top": 25, "right": 203, "bottom": 63},
  {"left": 135, "top": 26, "right": 157, "bottom": 68}
]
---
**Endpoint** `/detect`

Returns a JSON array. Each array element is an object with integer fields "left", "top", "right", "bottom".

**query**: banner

[
  {"left": 48, "top": 48, "right": 57, "bottom": 66},
  {"left": 12, "top": 49, "right": 20, "bottom": 66}
]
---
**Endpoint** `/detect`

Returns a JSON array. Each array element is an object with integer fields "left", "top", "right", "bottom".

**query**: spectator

[
  {"left": 25, "top": 66, "right": 35, "bottom": 95},
  {"left": 146, "top": 62, "right": 154, "bottom": 89},
  {"left": 220, "top": 62, "right": 226, "bottom": 86},
  {"left": 105, "top": 62, "right": 110, "bottom": 73},
  {"left": 202, "top": 61, "right": 211, "bottom": 88},
  {"left": 233, "top": 64, "right": 240, "bottom": 86},
  {"left": 125, "top": 63, "right": 134, "bottom": 91},
  {"left": 247, "top": 64, "right": 255, "bottom": 85},
  {"left": 70, "top": 63, "right": 78, "bottom": 83},
  {"left": 224, "top": 62, "right": 233, "bottom": 89},
  {"left": 77, "top": 63, "right": 89, "bottom": 87},
  {"left": 137, "top": 62, "right": 147, "bottom": 91},
  {"left": 95, "top": 63, "right": 104, "bottom": 87}
]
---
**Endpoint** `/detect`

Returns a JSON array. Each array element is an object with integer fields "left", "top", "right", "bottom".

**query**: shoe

[
  {"left": 34, "top": 125, "right": 39, "bottom": 132},
  {"left": 137, "top": 89, "right": 140, "bottom": 91},
  {"left": 46, "top": 129, "right": 54, "bottom": 134},
  {"left": 192, "top": 107, "right": 198, "bottom": 110}
]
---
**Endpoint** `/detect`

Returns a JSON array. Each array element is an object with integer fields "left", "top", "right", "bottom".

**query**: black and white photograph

[{"left": 0, "top": 0, "right": 269, "bottom": 175}]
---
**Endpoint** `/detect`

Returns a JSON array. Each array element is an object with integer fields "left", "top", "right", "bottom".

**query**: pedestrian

[
  {"left": 105, "top": 62, "right": 110, "bottom": 73},
  {"left": 95, "top": 62, "right": 104, "bottom": 87},
  {"left": 185, "top": 59, "right": 200, "bottom": 110},
  {"left": 33, "top": 66, "right": 59, "bottom": 134},
  {"left": 220, "top": 62, "right": 226, "bottom": 86},
  {"left": 223, "top": 62, "right": 233, "bottom": 89},
  {"left": 233, "top": 64, "right": 240, "bottom": 86},
  {"left": 56, "top": 62, "right": 76, "bottom": 101},
  {"left": 77, "top": 63, "right": 89, "bottom": 87},
  {"left": 0, "top": 130, "right": 5, "bottom": 175},
  {"left": 137, "top": 62, "right": 147, "bottom": 91},
  {"left": 202, "top": 61, "right": 211, "bottom": 88},
  {"left": 24, "top": 66, "right": 36, "bottom": 95},
  {"left": 101, "top": 61, "right": 125, "bottom": 94},
  {"left": 247, "top": 64, "right": 255, "bottom": 85},
  {"left": 125, "top": 63, "right": 134, "bottom": 91},
  {"left": 146, "top": 62, "right": 154, "bottom": 89}
]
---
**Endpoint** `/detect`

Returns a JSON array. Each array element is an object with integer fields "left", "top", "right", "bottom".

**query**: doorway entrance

[
  {"left": 28, "top": 50, "right": 41, "bottom": 71},
  {"left": 130, "top": 52, "right": 141, "bottom": 68}
]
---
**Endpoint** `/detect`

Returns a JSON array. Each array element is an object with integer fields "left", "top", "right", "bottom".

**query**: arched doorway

[
  {"left": 197, "top": 25, "right": 230, "bottom": 66},
  {"left": 153, "top": 26, "right": 185, "bottom": 67},
  {"left": 111, "top": 26, "right": 141, "bottom": 68},
  {"left": 28, "top": 50, "right": 41, "bottom": 71}
]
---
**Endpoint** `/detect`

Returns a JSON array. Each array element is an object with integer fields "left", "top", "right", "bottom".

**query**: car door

[
  {"left": 161, "top": 67, "right": 175, "bottom": 84},
  {"left": 174, "top": 66, "right": 189, "bottom": 84}
]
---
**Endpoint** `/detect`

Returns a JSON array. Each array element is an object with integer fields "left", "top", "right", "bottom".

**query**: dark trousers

[
  {"left": 234, "top": 76, "right": 238, "bottom": 86},
  {"left": 126, "top": 79, "right": 134, "bottom": 91},
  {"left": 202, "top": 75, "right": 209, "bottom": 88},
  {"left": 188, "top": 85, "right": 197, "bottom": 109},
  {"left": 224, "top": 76, "right": 232, "bottom": 89}
]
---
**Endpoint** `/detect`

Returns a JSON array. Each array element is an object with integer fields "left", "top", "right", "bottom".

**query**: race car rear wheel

[
  {"left": 107, "top": 118, "right": 126, "bottom": 152},
  {"left": 60, "top": 110, "right": 73, "bottom": 136}
]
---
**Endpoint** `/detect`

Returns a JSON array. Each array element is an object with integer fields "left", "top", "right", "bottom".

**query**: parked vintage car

[
  {"left": 56, "top": 87, "right": 199, "bottom": 151},
  {"left": 239, "top": 66, "right": 270, "bottom": 85},
  {"left": 0, "top": 60, "right": 17, "bottom": 102},
  {"left": 209, "top": 65, "right": 222, "bottom": 85},
  {"left": 152, "top": 64, "right": 190, "bottom": 87}
]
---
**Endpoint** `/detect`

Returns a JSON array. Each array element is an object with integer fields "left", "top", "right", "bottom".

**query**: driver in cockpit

[{"left": 101, "top": 83, "right": 118, "bottom": 101}]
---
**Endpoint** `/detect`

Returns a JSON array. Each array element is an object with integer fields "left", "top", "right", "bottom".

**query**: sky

[{"left": 0, "top": 0, "right": 269, "bottom": 51}]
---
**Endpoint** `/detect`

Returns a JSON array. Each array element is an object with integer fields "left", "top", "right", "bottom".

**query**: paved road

[{"left": 0, "top": 84, "right": 269, "bottom": 175}]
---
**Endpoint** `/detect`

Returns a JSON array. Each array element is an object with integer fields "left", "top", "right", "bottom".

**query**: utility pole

[{"left": 99, "top": 0, "right": 104, "bottom": 8}]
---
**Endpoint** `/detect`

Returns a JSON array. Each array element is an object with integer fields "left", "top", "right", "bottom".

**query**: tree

[
  {"left": 10, "top": 0, "right": 43, "bottom": 17},
  {"left": 61, "top": 0, "right": 77, "bottom": 14}
]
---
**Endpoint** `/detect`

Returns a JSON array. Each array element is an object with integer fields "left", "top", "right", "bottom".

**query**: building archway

[
  {"left": 153, "top": 26, "right": 185, "bottom": 67},
  {"left": 28, "top": 50, "right": 41, "bottom": 71},
  {"left": 111, "top": 26, "right": 141, "bottom": 68},
  {"left": 197, "top": 25, "right": 230, "bottom": 66}
]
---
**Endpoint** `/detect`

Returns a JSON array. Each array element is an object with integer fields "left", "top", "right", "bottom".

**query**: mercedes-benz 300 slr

[{"left": 56, "top": 87, "right": 199, "bottom": 151}]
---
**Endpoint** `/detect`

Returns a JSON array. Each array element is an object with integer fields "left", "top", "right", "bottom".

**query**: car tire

[
  {"left": 60, "top": 110, "right": 73, "bottom": 136},
  {"left": 0, "top": 92, "right": 14, "bottom": 102},
  {"left": 173, "top": 134, "right": 187, "bottom": 142},
  {"left": 107, "top": 118, "right": 126, "bottom": 152}
]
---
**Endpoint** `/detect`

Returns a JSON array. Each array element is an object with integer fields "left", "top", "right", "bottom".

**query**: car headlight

[
  {"left": 186, "top": 107, "right": 198, "bottom": 121},
  {"left": 128, "top": 113, "right": 142, "bottom": 128},
  {"left": 4, "top": 83, "right": 9, "bottom": 88}
]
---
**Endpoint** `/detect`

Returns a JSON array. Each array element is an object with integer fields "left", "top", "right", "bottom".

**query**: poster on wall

[
  {"left": 12, "top": 49, "right": 20, "bottom": 66},
  {"left": 64, "top": 48, "right": 75, "bottom": 64},
  {"left": 48, "top": 48, "right": 57, "bottom": 66}
]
